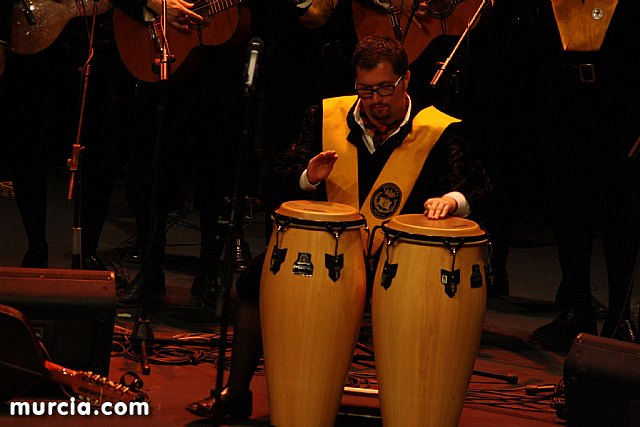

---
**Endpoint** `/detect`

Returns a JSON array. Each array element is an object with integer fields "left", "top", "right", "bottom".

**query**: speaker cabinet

[
  {"left": 0, "top": 267, "right": 116, "bottom": 377},
  {"left": 564, "top": 333, "right": 640, "bottom": 427}
]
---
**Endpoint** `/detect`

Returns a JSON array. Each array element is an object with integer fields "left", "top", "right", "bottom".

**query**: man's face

[{"left": 355, "top": 62, "right": 409, "bottom": 126}]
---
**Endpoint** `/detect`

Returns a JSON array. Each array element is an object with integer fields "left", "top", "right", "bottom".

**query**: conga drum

[
  {"left": 372, "top": 214, "right": 488, "bottom": 427},
  {"left": 260, "top": 200, "right": 367, "bottom": 427}
]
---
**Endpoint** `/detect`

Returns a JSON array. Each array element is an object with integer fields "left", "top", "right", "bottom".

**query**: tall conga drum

[
  {"left": 260, "top": 200, "right": 367, "bottom": 427},
  {"left": 372, "top": 214, "right": 488, "bottom": 427}
]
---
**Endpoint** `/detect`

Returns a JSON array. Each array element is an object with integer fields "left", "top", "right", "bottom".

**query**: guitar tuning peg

[{"left": 120, "top": 371, "right": 144, "bottom": 390}]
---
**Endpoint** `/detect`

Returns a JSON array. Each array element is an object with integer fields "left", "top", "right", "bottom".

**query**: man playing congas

[{"left": 186, "top": 34, "right": 490, "bottom": 421}]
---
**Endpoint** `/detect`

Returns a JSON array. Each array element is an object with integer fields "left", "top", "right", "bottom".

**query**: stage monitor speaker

[
  {"left": 0, "top": 267, "right": 116, "bottom": 378},
  {"left": 563, "top": 333, "right": 640, "bottom": 427}
]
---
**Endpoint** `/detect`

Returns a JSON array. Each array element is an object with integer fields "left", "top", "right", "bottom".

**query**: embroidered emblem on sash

[{"left": 370, "top": 183, "right": 402, "bottom": 219}]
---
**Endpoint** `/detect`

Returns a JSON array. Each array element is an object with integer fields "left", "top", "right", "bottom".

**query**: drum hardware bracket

[
  {"left": 325, "top": 254, "right": 344, "bottom": 282},
  {"left": 380, "top": 234, "right": 400, "bottom": 289},
  {"left": 325, "top": 226, "right": 347, "bottom": 282},
  {"left": 470, "top": 264, "right": 483, "bottom": 288},
  {"left": 441, "top": 268, "right": 460, "bottom": 297},
  {"left": 293, "top": 252, "right": 314, "bottom": 276},
  {"left": 269, "top": 222, "right": 289, "bottom": 274},
  {"left": 381, "top": 260, "right": 398, "bottom": 290},
  {"left": 269, "top": 247, "right": 288, "bottom": 274},
  {"left": 442, "top": 239, "right": 464, "bottom": 298}
]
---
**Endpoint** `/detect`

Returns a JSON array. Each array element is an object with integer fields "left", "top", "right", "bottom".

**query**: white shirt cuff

[
  {"left": 444, "top": 191, "right": 470, "bottom": 218},
  {"left": 299, "top": 169, "right": 321, "bottom": 191}
]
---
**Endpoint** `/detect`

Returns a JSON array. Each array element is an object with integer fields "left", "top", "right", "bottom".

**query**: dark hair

[{"left": 351, "top": 35, "right": 409, "bottom": 77}]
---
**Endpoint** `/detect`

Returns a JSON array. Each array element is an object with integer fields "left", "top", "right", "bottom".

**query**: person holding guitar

[
  {"left": 185, "top": 34, "right": 490, "bottom": 420},
  {"left": 115, "top": 0, "right": 358, "bottom": 307},
  {"left": 529, "top": 0, "right": 640, "bottom": 351},
  {"left": 0, "top": 4, "right": 139, "bottom": 271}
]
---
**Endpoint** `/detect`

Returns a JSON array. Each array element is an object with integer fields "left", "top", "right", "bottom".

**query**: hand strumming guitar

[{"left": 147, "top": 0, "right": 203, "bottom": 32}]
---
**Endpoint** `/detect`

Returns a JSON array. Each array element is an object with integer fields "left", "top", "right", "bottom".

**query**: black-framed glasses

[{"left": 354, "top": 74, "right": 404, "bottom": 99}]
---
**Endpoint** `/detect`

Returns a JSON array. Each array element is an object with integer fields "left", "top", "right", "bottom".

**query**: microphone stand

[
  {"left": 401, "top": 0, "right": 422, "bottom": 43},
  {"left": 212, "top": 38, "right": 263, "bottom": 414},
  {"left": 130, "top": 0, "right": 172, "bottom": 375},
  {"left": 68, "top": 1, "right": 101, "bottom": 269},
  {"left": 430, "top": 0, "right": 491, "bottom": 89}
]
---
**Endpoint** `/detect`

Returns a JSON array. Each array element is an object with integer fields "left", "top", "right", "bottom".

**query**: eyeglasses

[{"left": 354, "top": 74, "right": 404, "bottom": 99}]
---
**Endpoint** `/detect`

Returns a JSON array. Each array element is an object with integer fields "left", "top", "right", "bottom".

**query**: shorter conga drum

[
  {"left": 372, "top": 214, "right": 488, "bottom": 427},
  {"left": 260, "top": 200, "right": 367, "bottom": 427}
]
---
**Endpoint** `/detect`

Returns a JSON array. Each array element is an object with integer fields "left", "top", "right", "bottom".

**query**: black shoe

[
  {"left": 554, "top": 285, "right": 608, "bottom": 319},
  {"left": 531, "top": 309, "right": 597, "bottom": 352},
  {"left": 185, "top": 387, "right": 252, "bottom": 419},
  {"left": 602, "top": 319, "right": 639, "bottom": 344},
  {"left": 117, "top": 269, "right": 166, "bottom": 306},
  {"left": 21, "top": 249, "right": 48, "bottom": 268},
  {"left": 189, "top": 274, "right": 220, "bottom": 307}
]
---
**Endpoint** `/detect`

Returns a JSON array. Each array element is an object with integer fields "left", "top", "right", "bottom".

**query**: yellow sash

[
  {"left": 322, "top": 95, "right": 460, "bottom": 254},
  {"left": 552, "top": 0, "right": 618, "bottom": 51}
]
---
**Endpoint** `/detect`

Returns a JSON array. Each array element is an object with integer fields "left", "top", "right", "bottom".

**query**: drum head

[
  {"left": 384, "top": 214, "right": 486, "bottom": 238},
  {"left": 275, "top": 200, "right": 363, "bottom": 223}
]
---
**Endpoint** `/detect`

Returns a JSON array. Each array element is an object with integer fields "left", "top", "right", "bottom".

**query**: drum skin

[
  {"left": 260, "top": 200, "right": 367, "bottom": 427},
  {"left": 372, "top": 214, "right": 488, "bottom": 427}
]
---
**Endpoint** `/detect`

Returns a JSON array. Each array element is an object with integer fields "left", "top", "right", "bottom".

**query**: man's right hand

[
  {"left": 306, "top": 150, "right": 338, "bottom": 185},
  {"left": 147, "top": 0, "right": 203, "bottom": 32}
]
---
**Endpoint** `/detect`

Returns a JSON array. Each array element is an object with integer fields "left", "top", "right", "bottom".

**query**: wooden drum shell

[
  {"left": 260, "top": 201, "right": 367, "bottom": 427},
  {"left": 372, "top": 215, "right": 488, "bottom": 427}
]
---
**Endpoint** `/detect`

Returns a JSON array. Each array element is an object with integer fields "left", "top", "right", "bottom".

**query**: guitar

[
  {"left": 352, "top": 0, "right": 486, "bottom": 64},
  {"left": 9, "top": 0, "right": 112, "bottom": 55},
  {"left": 112, "top": 0, "right": 250, "bottom": 83},
  {"left": 0, "top": 304, "right": 146, "bottom": 405}
]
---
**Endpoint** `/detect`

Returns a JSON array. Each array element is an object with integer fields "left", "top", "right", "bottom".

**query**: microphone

[{"left": 243, "top": 37, "right": 263, "bottom": 95}]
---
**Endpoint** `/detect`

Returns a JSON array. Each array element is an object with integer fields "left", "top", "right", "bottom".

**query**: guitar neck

[
  {"left": 195, "top": 0, "right": 244, "bottom": 16},
  {"left": 44, "top": 360, "right": 83, "bottom": 386}
]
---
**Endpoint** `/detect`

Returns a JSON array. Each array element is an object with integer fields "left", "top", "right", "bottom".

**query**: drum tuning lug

[
  {"left": 381, "top": 260, "right": 398, "bottom": 290},
  {"left": 470, "top": 264, "right": 483, "bottom": 288},
  {"left": 325, "top": 254, "right": 344, "bottom": 282},
  {"left": 269, "top": 247, "right": 288, "bottom": 274},
  {"left": 441, "top": 269, "right": 460, "bottom": 298}
]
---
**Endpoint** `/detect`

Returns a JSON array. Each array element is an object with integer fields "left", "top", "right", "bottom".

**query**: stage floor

[{"left": 0, "top": 168, "right": 637, "bottom": 426}]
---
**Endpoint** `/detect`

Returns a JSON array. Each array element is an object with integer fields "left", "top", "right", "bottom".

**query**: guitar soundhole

[{"left": 426, "top": 0, "right": 455, "bottom": 19}]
